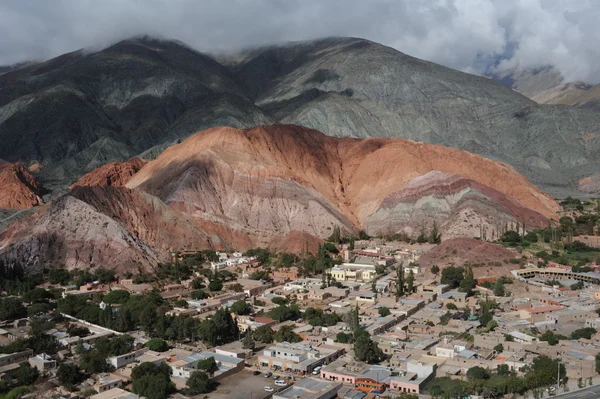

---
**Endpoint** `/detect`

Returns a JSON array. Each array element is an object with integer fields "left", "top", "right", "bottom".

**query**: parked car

[
  {"left": 253, "top": 370, "right": 261, "bottom": 376},
  {"left": 275, "top": 380, "right": 287, "bottom": 387},
  {"left": 273, "top": 374, "right": 280, "bottom": 379},
  {"left": 264, "top": 386, "right": 274, "bottom": 392},
  {"left": 264, "top": 372, "right": 272, "bottom": 378}
]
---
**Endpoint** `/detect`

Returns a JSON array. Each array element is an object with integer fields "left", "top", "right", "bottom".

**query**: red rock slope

[
  {"left": 127, "top": 124, "right": 558, "bottom": 236},
  {"left": 70, "top": 158, "right": 146, "bottom": 189},
  {"left": 0, "top": 124, "right": 559, "bottom": 272},
  {"left": 0, "top": 162, "right": 46, "bottom": 209}
]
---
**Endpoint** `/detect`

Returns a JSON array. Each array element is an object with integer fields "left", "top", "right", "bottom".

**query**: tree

[
  {"left": 378, "top": 307, "right": 391, "bottom": 317},
  {"left": 57, "top": 363, "right": 83, "bottom": 389},
  {"left": 493, "top": 279, "right": 505, "bottom": 297},
  {"left": 274, "top": 325, "right": 302, "bottom": 343},
  {"left": 395, "top": 264, "right": 405, "bottom": 299},
  {"left": 328, "top": 226, "right": 341, "bottom": 244},
  {"left": 429, "top": 221, "right": 441, "bottom": 244},
  {"left": 571, "top": 327, "right": 596, "bottom": 340},
  {"left": 467, "top": 366, "right": 490, "bottom": 381},
  {"left": 80, "top": 350, "right": 109, "bottom": 373},
  {"left": 131, "top": 363, "right": 174, "bottom": 399},
  {"left": 14, "top": 363, "right": 39, "bottom": 386},
  {"left": 145, "top": 338, "right": 169, "bottom": 352},
  {"left": 406, "top": 270, "right": 415, "bottom": 293},
  {"left": 459, "top": 265, "right": 475, "bottom": 294},
  {"left": 113, "top": 308, "right": 134, "bottom": 332},
  {"left": 0, "top": 297, "right": 27, "bottom": 320},
  {"left": 493, "top": 344, "right": 504, "bottom": 353},
  {"left": 196, "top": 357, "right": 218, "bottom": 376},
  {"left": 191, "top": 289, "right": 208, "bottom": 300},
  {"left": 253, "top": 325, "right": 275, "bottom": 343},
  {"left": 501, "top": 230, "right": 522, "bottom": 245},
  {"left": 208, "top": 280, "right": 223, "bottom": 291},
  {"left": 446, "top": 303, "right": 458, "bottom": 310},
  {"left": 596, "top": 353, "right": 600, "bottom": 374},
  {"left": 186, "top": 371, "right": 213, "bottom": 395},
  {"left": 353, "top": 330, "right": 383, "bottom": 364},
  {"left": 229, "top": 300, "right": 251, "bottom": 315},
  {"left": 441, "top": 266, "right": 465, "bottom": 289},
  {"left": 242, "top": 330, "right": 255, "bottom": 351},
  {"left": 336, "top": 332, "right": 352, "bottom": 343},
  {"left": 430, "top": 265, "right": 440, "bottom": 276},
  {"left": 103, "top": 290, "right": 130, "bottom": 304},
  {"left": 270, "top": 304, "right": 301, "bottom": 323}
]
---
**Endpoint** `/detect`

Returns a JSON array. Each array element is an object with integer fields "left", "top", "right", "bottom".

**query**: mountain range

[
  {"left": 0, "top": 124, "right": 558, "bottom": 272},
  {"left": 1, "top": 36, "right": 600, "bottom": 200}
]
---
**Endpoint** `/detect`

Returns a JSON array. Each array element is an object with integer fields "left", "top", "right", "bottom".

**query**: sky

[{"left": 1, "top": 0, "right": 599, "bottom": 83}]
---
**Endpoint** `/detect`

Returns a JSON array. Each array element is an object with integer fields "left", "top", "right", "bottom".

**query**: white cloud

[{"left": 0, "top": 0, "right": 599, "bottom": 82}]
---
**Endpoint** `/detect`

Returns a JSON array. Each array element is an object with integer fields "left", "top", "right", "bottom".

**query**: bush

[{"left": 145, "top": 338, "right": 169, "bottom": 352}]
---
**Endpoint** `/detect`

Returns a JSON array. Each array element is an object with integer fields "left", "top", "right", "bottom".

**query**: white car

[
  {"left": 275, "top": 379, "right": 287, "bottom": 387},
  {"left": 264, "top": 386, "right": 274, "bottom": 392}
]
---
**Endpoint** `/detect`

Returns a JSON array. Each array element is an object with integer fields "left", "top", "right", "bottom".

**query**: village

[{"left": 3, "top": 230, "right": 600, "bottom": 399}]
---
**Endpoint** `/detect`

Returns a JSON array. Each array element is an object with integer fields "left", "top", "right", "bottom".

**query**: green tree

[
  {"left": 467, "top": 366, "right": 490, "bottom": 381},
  {"left": 80, "top": 350, "right": 109, "bottom": 373},
  {"left": 493, "top": 344, "right": 504, "bottom": 352},
  {"left": 596, "top": 353, "right": 600, "bottom": 373},
  {"left": 13, "top": 363, "right": 39, "bottom": 386},
  {"left": 113, "top": 308, "right": 134, "bottom": 332},
  {"left": 429, "top": 221, "right": 441, "bottom": 244},
  {"left": 0, "top": 297, "right": 27, "bottom": 320},
  {"left": 196, "top": 357, "right": 218, "bottom": 376},
  {"left": 131, "top": 363, "right": 174, "bottom": 399},
  {"left": 229, "top": 300, "right": 251, "bottom": 315},
  {"left": 441, "top": 266, "right": 465, "bottom": 289},
  {"left": 571, "top": 327, "right": 596, "bottom": 340},
  {"left": 145, "top": 338, "right": 169, "bottom": 352},
  {"left": 493, "top": 279, "right": 506, "bottom": 297},
  {"left": 103, "top": 290, "right": 130, "bottom": 304},
  {"left": 395, "top": 264, "right": 405, "bottom": 299},
  {"left": 186, "top": 371, "right": 213, "bottom": 395},
  {"left": 353, "top": 330, "right": 383, "bottom": 364},
  {"left": 274, "top": 325, "right": 302, "bottom": 343},
  {"left": 208, "top": 280, "right": 223, "bottom": 291},
  {"left": 57, "top": 363, "right": 83, "bottom": 390},
  {"left": 406, "top": 269, "right": 415, "bottom": 293},
  {"left": 242, "top": 330, "right": 255, "bottom": 351},
  {"left": 328, "top": 226, "right": 341, "bottom": 244},
  {"left": 336, "top": 332, "right": 352, "bottom": 343},
  {"left": 378, "top": 307, "right": 391, "bottom": 317},
  {"left": 430, "top": 265, "right": 440, "bottom": 276},
  {"left": 459, "top": 265, "right": 475, "bottom": 294},
  {"left": 253, "top": 325, "right": 274, "bottom": 343}
]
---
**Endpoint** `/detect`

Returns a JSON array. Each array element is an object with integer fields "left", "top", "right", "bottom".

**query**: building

[
  {"left": 546, "top": 309, "right": 596, "bottom": 325},
  {"left": 107, "top": 349, "right": 148, "bottom": 369},
  {"left": 508, "top": 331, "right": 538, "bottom": 344},
  {"left": 90, "top": 388, "right": 141, "bottom": 399},
  {"left": 94, "top": 375, "right": 123, "bottom": 393},
  {"left": 258, "top": 342, "right": 344, "bottom": 374},
  {"left": 388, "top": 361, "right": 435, "bottom": 395},
  {"left": 274, "top": 377, "right": 342, "bottom": 399},
  {"left": 330, "top": 263, "right": 377, "bottom": 283},
  {"left": 0, "top": 350, "right": 33, "bottom": 367},
  {"left": 170, "top": 352, "right": 244, "bottom": 381},
  {"left": 28, "top": 353, "right": 57, "bottom": 372}
]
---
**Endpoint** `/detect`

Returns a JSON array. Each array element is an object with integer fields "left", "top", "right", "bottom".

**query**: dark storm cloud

[{"left": 1, "top": 0, "right": 599, "bottom": 82}]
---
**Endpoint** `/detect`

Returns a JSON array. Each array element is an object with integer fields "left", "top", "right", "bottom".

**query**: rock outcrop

[
  {"left": 0, "top": 162, "right": 46, "bottom": 209},
  {"left": 70, "top": 158, "right": 146, "bottom": 188},
  {"left": 1, "top": 124, "right": 560, "bottom": 272}
]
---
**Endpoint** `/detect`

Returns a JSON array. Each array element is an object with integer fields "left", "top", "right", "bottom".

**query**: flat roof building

[{"left": 274, "top": 377, "right": 342, "bottom": 399}]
